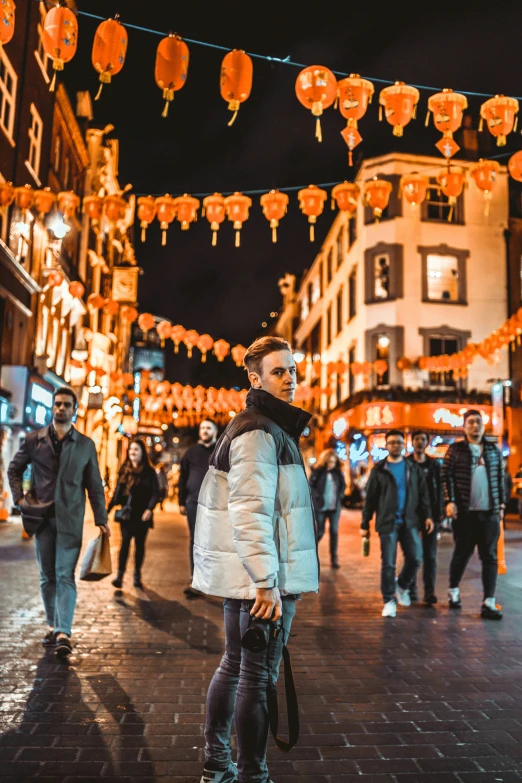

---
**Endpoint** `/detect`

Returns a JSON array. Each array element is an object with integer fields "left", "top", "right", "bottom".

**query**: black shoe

[
  {"left": 112, "top": 576, "right": 123, "bottom": 589},
  {"left": 481, "top": 603, "right": 503, "bottom": 620},
  {"left": 134, "top": 577, "right": 144, "bottom": 589},
  {"left": 449, "top": 598, "right": 462, "bottom": 609},
  {"left": 54, "top": 636, "right": 72, "bottom": 657},
  {"left": 42, "top": 630, "right": 56, "bottom": 647},
  {"left": 410, "top": 591, "right": 419, "bottom": 603},
  {"left": 331, "top": 560, "right": 341, "bottom": 569},
  {"left": 424, "top": 594, "right": 438, "bottom": 606}
]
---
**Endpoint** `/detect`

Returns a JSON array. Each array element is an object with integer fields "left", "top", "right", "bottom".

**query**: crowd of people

[{"left": 5, "top": 335, "right": 508, "bottom": 783}]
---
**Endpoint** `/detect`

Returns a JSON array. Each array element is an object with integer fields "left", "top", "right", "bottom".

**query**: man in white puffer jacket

[{"left": 193, "top": 336, "right": 319, "bottom": 783}]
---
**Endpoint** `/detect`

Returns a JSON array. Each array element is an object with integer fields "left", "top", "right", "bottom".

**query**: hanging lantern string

[{"left": 36, "top": 0, "right": 522, "bottom": 100}]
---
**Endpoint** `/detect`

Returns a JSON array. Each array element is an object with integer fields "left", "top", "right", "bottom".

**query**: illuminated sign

[
  {"left": 433, "top": 407, "right": 490, "bottom": 429},
  {"left": 30, "top": 384, "right": 53, "bottom": 408},
  {"left": 332, "top": 416, "right": 348, "bottom": 438},
  {"left": 365, "top": 404, "right": 394, "bottom": 428},
  {"left": 25, "top": 382, "right": 53, "bottom": 428}
]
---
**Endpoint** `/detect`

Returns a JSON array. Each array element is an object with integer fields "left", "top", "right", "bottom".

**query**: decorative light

[
  {"left": 378, "top": 335, "right": 390, "bottom": 348},
  {"left": 49, "top": 216, "right": 71, "bottom": 239},
  {"left": 293, "top": 351, "right": 306, "bottom": 363}
]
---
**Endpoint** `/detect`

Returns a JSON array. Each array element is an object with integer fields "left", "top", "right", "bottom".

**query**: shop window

[
  {"left": 365, "top": 324, "right": 405, "bottom": 386},
  {"left": 336, "top": 287, "right": 343, "bottom": 334},
  {"left": 27, "top": 103, "right": 43, "bottom": 183},
  {"left": 0, "top": 49, "right": 17, "bottom": 143},
  {"left": 419, "top": 244, "right": 468, "bottom": 304},
  {"left": 348, "top": 268, "right": 357, "bottom": 320},
  {"left": 364, "top": 242, "right": 403, "bottom": 304},
  {"left": 326, "top": 304, "right": 332, "bottom": 346},
  {"left": 421, "top": 178, "right": 464, "bottom": 224},
  {"left": 375, "top": 334, "right": 390, "bottom": 385},
  {"left": 337, "top": 227, "right": 344, "bottom": 268},
  {"left": 348, "top": 345, "right": 355, "bottom": 396}
]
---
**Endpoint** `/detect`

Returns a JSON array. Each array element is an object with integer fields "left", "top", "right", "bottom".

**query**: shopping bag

[{"left": 79, "top": 531, "right": 112, "bottom": 581}]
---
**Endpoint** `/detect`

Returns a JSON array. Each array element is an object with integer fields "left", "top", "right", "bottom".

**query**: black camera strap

[{"left": 266, "top": 643, "right": 299, "bottom": 752}]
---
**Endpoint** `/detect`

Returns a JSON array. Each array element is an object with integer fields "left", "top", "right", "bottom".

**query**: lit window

[
  {"left": 422, "top": 178, "right": 464, "bottom": 223},
  {"left": 301, "top": 296, "right": 309, "bottom": 321},
  {"left": 0, "top": 49, "right": 17, "bottom": 142},
  {"left": 429, "top": 336, "right": 459, "bottom": 387},
  {"left": 426, "top": 254, "right": 459, "bottom": 301},
  {"left": 374, "top": 254, "right": 390, "bottom": 300},
  {"left": 35, "top": 22, "right": 53, "bottom": 83},
  {"left": 311, "top": 276, "right": 321, "bottom": 304},
  {"left": 27, "top": 104, "right": 43, "bottom": 181}
]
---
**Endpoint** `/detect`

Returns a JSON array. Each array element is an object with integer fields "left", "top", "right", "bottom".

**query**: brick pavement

[{"left": 1, "top": 506, "right": 522, "bottom": 782}]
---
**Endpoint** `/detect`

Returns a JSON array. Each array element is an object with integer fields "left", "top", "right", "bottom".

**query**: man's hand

[
  {"left": 446, "top": 502, "right": 458, "bottom": 520},
  {"left": 425, "top": 518, "right": 435, "bottom": 534},
  {"left": 179, "top": 505, "right": 187, "bottom": 516},
  {"left": 360, "top": 527, "right": 369, "bottom": 537},
  {"left": 142, "top": 509, "right": 152, "bottom": 522},
  {"left": 251, "top": 587, "right": 282, "bottom": 622},
  {"left": 100, "top": 524, "right": 111, "bottom": 538}
]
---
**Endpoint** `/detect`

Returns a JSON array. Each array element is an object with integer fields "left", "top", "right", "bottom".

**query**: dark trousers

[
  {"left": 449, "top": 510, "right": 500, "bottom": 599},
  {"left": 379, "top": 523, "right": 422, "bottom": 603},
  {"left": 118, "top": 524, "right": 149, "bottom": 578},
  {"left": 409, "top": 527, "right": 438, "bottom": 599},
  {"left": 316, "top": 508, "right": 341, "bottom": 563},
  {"left": 186, "top": 500, "right": 198, "bottom": 576}
]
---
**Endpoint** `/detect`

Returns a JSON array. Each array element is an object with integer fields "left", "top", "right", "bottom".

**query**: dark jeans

[
  {"left": 186, "top": 500, "right": 198, "bottom": 576},
  {"left": 379, "top": 523, "right": 422, "bottom": 603},
  {"left": 409, "top": 527, "right": 438, "bottom": 599},
  {"left": 204, "top": 597, "right": 296, "bottom": 783},
  {"left": 117, "top": 524, "right": 149, "bottom": 578},
  {"left": 316, "top": 508, "right": 341, "bottom": 563},
  {"left": 449, "top": 510, "right": 500, "bottom": 599}
]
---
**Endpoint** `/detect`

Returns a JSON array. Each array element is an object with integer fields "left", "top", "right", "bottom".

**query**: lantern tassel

[
  {"left": 272, "top": 226, "right": 277, "bottom": 243},
  {"left": 174, "top": 342, "right": 179, "bottom": 353},
  {"left": 201, "top": 205, "right": 206, "bottom": 217},
  {"left": 348, "top": 150, "right": 353, "bottom": 166},
  {"left": 484, "top": 194, "right": 491, "bottom": 217},
  {"left": 497, "top": 134, "right": 506, "bottom": 147},
  {"left": 49, "top": 71, "right": 58, "bottom": 92},
  {"left": 162, "top": 100, "right": 170, "bottom": 118},
  {"left": 315, "top": 117, "right": 322, "bottom": 143},
  {"left": 212, "top": 230, "right": 217, "bottom": 247},
  {"left": 379, "top": 105, "right": 383, "bottom": 121},
  {"left": 309, "top": 223, "right": 315, "bottom": 242},
  {"left": 228, "top": 110, "right": 239, "bottom": 127},
  {"left": 393, "top": 124, "right": 403, "bottom": 137},
  {"left": 331, "top": 197, "right": 335, "bottom": 210},
  {"left": 95, "top": 82, "right": 104, "bottom": 101},
  {"left": 235, "top": 230, "right": 240, "bottom": 247},
  {"left": 448, "top": 203, "right": 455, "bottom": 222},
  {"left": 515, "top": 115, "right": 519, "bottom": 133},
  {"left": 334, "top": 94, "right": 339, "bottom": 110},
  {"left": 479, "top": 117, "right": 484, "bottom": 132},
  {"left": 201, "top": 352, "right": 207, "bottom": 363},
  {"left": 141, "top": 226, "right": 146, "bottom": 242},
  {"left": 425, "top": 110, "right": 430, "bottom": 127},
  {"left": 162, "top": 230, "right": 167, "bottom": 246}
]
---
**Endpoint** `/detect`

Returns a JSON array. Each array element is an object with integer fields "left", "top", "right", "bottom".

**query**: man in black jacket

[
  {"left": 361, "top": 430, "right": 434, "bottom": 618},
  {"left": 407, "top": 430, "right": 443, "bottom": 606},
  {"left": 442, "top": 409, "right": 505, "bottom": 620},
  {"left": 179, "top": 419, "right": 218, "bottom": 596}
]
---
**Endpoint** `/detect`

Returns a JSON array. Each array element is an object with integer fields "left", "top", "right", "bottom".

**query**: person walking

[
  {"left": 442, "top": 409, "right": 505, "bottom": 619},
  {"left": 8, "top": 388, "right": 110, "bottom": 657},
  {"left": 156, "top": 463, "right": 168, "bottom": 510},
  {"left": 108, "top": 439, "right": 160, "bottom": 590},
  {"left": 178, "top": 419, "right": 218, "bottom": 597},
  {"left": 309, "top": 449, "right": 346, "bottom": 569},
  {"left": 361, "top": 429, "right": 434, "bottom": 618},
  {"left": 407, "top": 430, "right": 443, "bottom": 605},
  {"left": 193, "top": 336, "right": 318, "bottom": 783}
]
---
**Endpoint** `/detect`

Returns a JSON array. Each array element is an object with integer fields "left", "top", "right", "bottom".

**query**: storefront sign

[
  {"left": 26, "top": 380, "right": 53, "bottom": 428},
  {"left": 331, "top": 401, "right": 493, "bottom": 434},
  {"left": 365, "top": 404, "right": 394, "bottom": 427},
  {"left": 433, "top": 407, "right": 490, "bottom": 428},
  {"left": 112, "top": 266, "right": 139, "bottom": 303}
]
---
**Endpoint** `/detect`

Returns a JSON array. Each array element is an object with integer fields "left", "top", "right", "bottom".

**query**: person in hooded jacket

[{"left": 309, "top": 449, "right": 346, "bottom": 569}]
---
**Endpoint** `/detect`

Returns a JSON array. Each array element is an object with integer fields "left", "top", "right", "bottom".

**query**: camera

[{"left": 241, "top": 616, "right": 280, "bottom": 653}]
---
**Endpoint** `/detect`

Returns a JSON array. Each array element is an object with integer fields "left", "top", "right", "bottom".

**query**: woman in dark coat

[
  {"left": 108, "top": 439, "right": 160, "bottom": 589},
  {"left": 309, "top": 449, "right": 346, "bottom": 569}
]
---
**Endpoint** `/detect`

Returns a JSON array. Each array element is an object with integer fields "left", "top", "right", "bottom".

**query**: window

[
  {"left": 337, "top": 228, "right": 344, "bottom": 268},
  {"left": 374, "top": 254, "right": 391, "bottom": 300},
  {"left": 318, "top": 261, "right": 324, "bottom": 296},
  {"left": 348, "top": 216, "right": 357, "bottom": 249},
  {"left": 429, "top": 336, "right": 459, "bottom": 387},
  {"left": 27, "top": 104, "right": 43, "bottom": 182},
  {"left": 301, "top": 295, "right": 309, "bottom": 322},
  {"left": 326, "top": 304, "right": 332, "bottom": 347},
  {"left": 426, "top": 254, "right": 459, "bottom": 301},
  {"left": 53, "top": 135, "right": 61, "bottom": 172},
  {"left": 311, "top": 275, "right": 321, "bottom": 305},
  {"left": 336, "top": 288, "right": 343, "bottom": 334},
  {"left": 0, "top": 49, "right": 17, "bottom": 142},
  {"left": 348, "top": 269, "right": 357, "bottom": 320},
  {"left": 311, "top": 320, "right": 322, "bottom": 362},
  {"left": 348, "top": 346, "right": 355, "bottom": 396},
  {"left": 326, "top": 250, "right": 333, "bottom": 285},
  {"left": 35, "top": 23, "right": 52, "bottom": 83},
  {"left": 364, "top": 242, "right": 404, "bottom": 304},
  {"left": 422, "top": 178, "right": 464, "bottom": 223}
]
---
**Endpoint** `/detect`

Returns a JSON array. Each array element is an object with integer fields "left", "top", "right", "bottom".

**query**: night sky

[{"left": 62, "top": 0, "right": 522, "bottom": 386}]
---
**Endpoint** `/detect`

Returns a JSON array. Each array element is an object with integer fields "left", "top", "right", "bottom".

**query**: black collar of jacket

[
  {"left": 38, "top": 425, "right": 78, "bottom": 442},
  {"left": 246, "top": 388, "right": 312, "bottom": 439}
]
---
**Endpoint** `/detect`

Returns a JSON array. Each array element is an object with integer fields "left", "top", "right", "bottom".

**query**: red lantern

[
  {"left": 337, "top": 74, "right": 374, "bottom": 164},
  {"left": 42, "top": 5, "right": 78, "bottom": 91},
  {"left": 83, "top": 194, "right": 103, "bottom": 223},
  {"left": 120, "top": 305, "right": 138, "bottom": 323},
  {"left": 92, "top": 17, "right": 128, "bottom": 100},
  {"left": 47, "top": 270, "right": 63, "bottom": 289},
  {"left": 379, "top": 82, "right": 420, "bottom": 137},
  {"left": 103, "top": 299, "right": 119, "bottom": 316},
  {"left": 155, "top": 34, "right": 189, "bottom": 117},
  {"left": 427, "top": 88, "right": 468, "bottom": 158},
  {"left": 363, "top": 178, "right": 392, "bottom": 220},
  {"left": 156, "top": 320, "right": 172, "bottom": 346},
  {"left": 373, "top": 359, "right": 388, "bottom": 381},
  {"left": 260, "top": 190, "right": 289, "bottom": 242},
  {"left": 15, "top": 184, "right": 34, "bottom": 213},
  {"left": 400, "top": 173, "right": 429, "bottom": 210},
  {"left": 297, "top": 185, "right": 327, "bottom": 242},
  {"left": 154, "top": 194, "right": 176, "bottom": 245},
  {"left": 203, "top": 193, "right": 226, "bottom": 246},
  {"left": 331, "top": 182, "right": 360, "bottom": 217},
  {"left": 170, "top": 324, "right": 186, "bottom": 352},
  {"left": 183, "top": 329, "right": 199, "bottom": 358},
  {"left": 58, "top": 190, "right": 80, "bottom": 219},
  {"left": 396, "top": 357, "right": 412, "bottom": 372},
  {"left": 231, "top": 344, "right": 246, "bottom": 367},
  {"left": 220, "top": 50, "right": 253, "bottom": 126},
  {"left": 138, "top": 312, "right": 155, "bottom": 334},
  {"left": 436, "top": 165, "right": 466, "bottom": 221},
  {"left": 224, "top": 192, "right": 252, "bottom": 247},
  {"left": 0, "top": 0, "right": 15, "bottom": 48},
  {"left": 508, "top": 151, "right": 522, "bottom": 183},
  {"left": 470, "top": 159, "right": 500, "bottom": 216},
  {"left": 480, "top": 95, "right": 519, "bottom": 147},
  {"left": 69, "top": 281, "right": 85, "bottom": 299},
  {"left": 103, "top": 194, "right": 127, "bottom": 225},
  {"left": 295, "top": 65, "right": 337, "bottom": 142},
  {"left": 197, "top": 334, "right": 214, "bottom": 362},
  {"left": 214, "top": 339, "right": 230, "bottom": 362},
  {"left": 34, "top": 188, "right": 56, "bottom": 217},
  {"left": 137, "top": 196, "right": 156, "bottom": 242},
  {"left": 174, "top": 194, "right": 200, "bottom": 230},
  {"left": 87, "top": 293, "right": 104, "bottom": 310},
  {"left": 0, "top": 181, "right": 14, "bottom": 210}
]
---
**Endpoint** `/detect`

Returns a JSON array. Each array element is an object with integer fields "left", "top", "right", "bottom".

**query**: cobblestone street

[{"left": 1, "top": 507, "right": 522, "bottom": 783}]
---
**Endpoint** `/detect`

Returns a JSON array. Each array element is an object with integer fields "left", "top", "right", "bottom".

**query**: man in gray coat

[{"left": 8, "top": 387, "right": 110, "bottom": 657}]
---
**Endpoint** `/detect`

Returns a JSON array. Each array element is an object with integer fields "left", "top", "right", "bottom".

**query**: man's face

[
  {"left": 464, "top": 414, "right": 484, "bottom": 441},
  {"left": 249, "top": 350, "right": 297, "bottom": 402},
  {"left": 199, "top": 421, "right": 217, "bottom": 443},
  {"left": 386, "top": 434, "right": 404, "bottom": 458},
  {"left": 412, "top": 433, "right": 428, "bottom": 454},
  {"left": 53, "top": 394, "right": 75, "bottom": 425}
]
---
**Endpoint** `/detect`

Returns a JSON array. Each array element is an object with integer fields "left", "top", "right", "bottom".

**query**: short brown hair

[{"left": 243, "top": 336, "right": 292, "bottom": 374}]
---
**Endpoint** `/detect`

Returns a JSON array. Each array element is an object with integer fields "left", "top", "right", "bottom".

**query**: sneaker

[
  {"left": 396, "top": 584, "right": 411, "bottom": 607},
  {"left": 42, "top": 630, "right": 56, "bottom": 647},
  {"left": 200, "top": 761, "right": 238, "bottom": 783},
  {"left": 448, "top": 587, "right": 462, "bottom": 609},
  {"left": 424, "top": 594, "right": 438, "bottom": 606},
  {"left": 54, "top": 636, "right": 73, "bottom": 657},
  {"left": 481, "top": 602, "right": 503, "bottom": 620},
  {"left": 382, "top": 600, "right": 397, "bottom": 618}
]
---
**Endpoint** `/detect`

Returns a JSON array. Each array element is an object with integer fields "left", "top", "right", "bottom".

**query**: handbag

[
  {"left": 79, "top": 530, "right": 112, "bottom": 581},
  {"left": 18, "top": 493, "right": 54, "bottom": 536},
  {"left": 114, "top": 496, "right": 132, "bottom": 523}
]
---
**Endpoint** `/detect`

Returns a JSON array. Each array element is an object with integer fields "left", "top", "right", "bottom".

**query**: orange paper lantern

[
  {"left": 379, "top": 82, "right": 420, "bottom": 137},
  {"left": 137, "top": 196, "right": 156, "bottom": 242},
  {"left": 103, "top": 194, "right": 127, "bottom": 224},
  {"left": 0, "top": 181, "right": 14, "bottom": 209},
  {"left": 87, "top": 293, "right": 105, "bottom": 310},
  {"left": 58, "top": 190, "right": 80, "bottom": 219},
  {"left": 156, "top": 320, "right": 172, "bottom": 346},
  {"left": 183, "top": 329, "right": 199, "bottom": 358},
  {"left": 295, "top": 65, "right": 337, "bottom": 142},
  {"left": 220, "top": 50, "right": 253, "bottom": 126},
  {"left": 42, "top": 5, "right": 78, "bottom": 91},
  {"left": 174, "top": 194, "right": 200, "bottom": 230},
  {"left": 260, "top": 190, "right": 289, "bottom": 242},
  {"left": 103, "top": 299, "right": 119, "bottom": 316},
  {"left": 120, "top": 305, "right": 138, "bottom": 323},
  {"left": 373, "top": 359, "right": 388, "bottom": 380},
  {"left": 0, "top": 0, "right": 15, "bottom": 47},
  {"left": 480, "top": 95, "right": 519, "bottom": 147},
  {"left": 34, "top": 188, "right": 56, "bottom": 217},
  {"left": 231, "top": 344, "right": 246, "bottom": 367},
  {"left": 69, "top": 281, "right": 85, "bottom": 299},
  {"left": 83, "top": 194, "right": 103, "bottom": 222},
  {"left": 154, "top": 194, "right": 176, "bottom": 245},
  {"left": 214, "top": 339, "right": 231, "bottom": 362},
  {"left": 470, "top": 159, "right": 500, "bottom": 216},
  {"left": 436, "top": 166, "right": 466, "bottom": 221},
  {"left": 337, "top": 74, "right": 374, "bottom": 128},
  {"left": 427, "top": 88, "right": 468, "bottom": 136},
  {"left": 331, "top": 182, "right": 360, "bottom": 217},
  {"left": 92, "top": 17, "right": 128, "bottom": 100},
  {"left": 224, "top": 192, "right": 252, "bottom": 247},
  {"left": 396, "top": 357, "right": 412, "bottom": 372},
  {"left": 297, "top": 185, "right": 327, "bottom": 241},
  {"left": 15, "top": 184, "right": 34, "bottom": 213},
  {"left": 155, "top": 34, "right": 189, "bottom": 117},
  {"left": 138, "top": 312, "right": 155, "bottom": 334},
  {"left": 170, "top": 324, "right": 186, "bottom": 352},
  {"left": 202, "top": 193, "right": 226, "bottom": 246},
  {"left": 508, "top": 151, "right": 522, "bottom": 183},
  {"left": 400, "top": 173, "right": 429, "bottom": 210},
  {"left": 47, "top": 270, "right": 63, "bottom": 288},
  {"left": 197, "top": 334, "right": 214, "bottom": 362},
  {"left": 363, "top": 177, "right": 392, "bottom": 220}
]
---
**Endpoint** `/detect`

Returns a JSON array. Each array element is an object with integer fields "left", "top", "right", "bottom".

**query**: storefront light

[
  {"left": 377, "top": 335, "right": 390, "bottom": 349},
  {"left": 49, "top": 217, "right": 71, "bottom": 240}
]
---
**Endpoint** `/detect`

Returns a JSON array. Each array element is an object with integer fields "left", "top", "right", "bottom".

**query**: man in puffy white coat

[{"left": 193, "top": 335, "right": 319, "bottom": 783}]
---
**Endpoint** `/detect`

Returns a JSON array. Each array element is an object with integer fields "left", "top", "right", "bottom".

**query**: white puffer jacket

[{"left": 192, "top": 388, "right": 319, "bottom": 599}]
